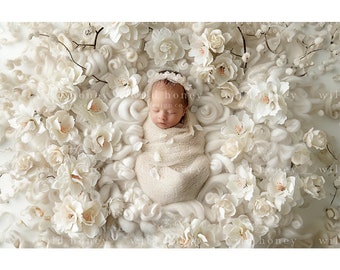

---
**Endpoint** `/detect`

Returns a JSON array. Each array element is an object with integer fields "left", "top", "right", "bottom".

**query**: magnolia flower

[
  {"left": 212, "top": 52, "right": 238, "bottom": 85},
  {"left": 51, "top": 195, "right": 83, "bottom": 236},
  {"left": 223, "top": 215, "right": 254, "bottom": 248},
  {"left": 212, "top": 194, "right": 238, "bottom": 221},
  {"left": 8, "top": 104, "right": 46, "bottom": 143},
  {"left": 81, "top": 199, "right": 106, "bottom": 238},
  {"left": 302, "top": 174, "right": 325, "bottom": 200},
  {"left": 107, "top": 66, "right": 141, "bottom": 98},
  {"left": 303, "top": 128, "right": 328, "bottom": 150},
  {"left": 105, "top": 22, "right": 149, "bottom": 49},
  {"left": 221, "top": 113, "right": 254, "bottom": 155},
  {"left": 177, "top": 219, "right": 222, "bottom": 248},
  {"left": 247, "top": 75, "right": 289, "bottom": 124},
  {"left": 212, "top": 81, "right": 241, "bottom": 105},
  {"left": 266, "top": 169, "right": 296, "bottom": 211},
  {"left": 190, "top": 63, "right": 215, "bottom": 84},
  {"left": 83, "top": 122, "right": 122, "bottom": 161},
  {"left": 188, "top": 33, "right": 213, "bottom": 66},
  {"left": 52, "top": 153, "right": 100, "bottom": 197},
  {"left": 72, "top": 90, "right": 108, "bottom": 126},
  {"left": 227, "top": 161, "right": 257, "bottom": 201},
  {"left": 145, "top": 27, "right": 185, "bottom": 66},
  {"left": 46, "top": 110, "right": 80, "bottom": 145}
]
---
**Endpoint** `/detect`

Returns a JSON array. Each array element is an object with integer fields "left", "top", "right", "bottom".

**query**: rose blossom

[
  {"left": 291, "top": 143, "right": 312, "bottom": 166},
  {"left": 223, "top": 215, "right": 254, "bottom": 248},
  {"left": 46, "top": 110, "right": 80, "bottom": 145},
  {"left": 145, "top": 27, "right": 185, "bottom": 66},
  {"left": 212, "top": 81, "right": 241, "bottom": 105},
  {"left": 227, "top": 161, "right": 257, "bottom": 201},
  {"left": 302, "top": 174, "right": 326, "bottom": 200},
  {"left": 106, "top": 66, "right": 141, "bottom": 98},
  {"left": 83, "top": 122, "right": 122, "bottom": 162},
  {"left": 303, "top": 128, "right": 328, "bottom": 150},
  {"left": 212, "top": 52, "right": 238, "bottom": 85},
  {"left": 203, "top": 28, "right": 226, "bottom": 54},
  {"left": 49, "top": 81, "right": 80, "bottom": 110},
  {"left": 220, "top": 135, "right": 243, "bottom": 161},
  {"left": 188, "top": 33, "right": 213, "bottom": 66}
]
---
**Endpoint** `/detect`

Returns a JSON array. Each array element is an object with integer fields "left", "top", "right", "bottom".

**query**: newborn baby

[{"left": 135, "top": 70, "right": 210, "bottom": 205}]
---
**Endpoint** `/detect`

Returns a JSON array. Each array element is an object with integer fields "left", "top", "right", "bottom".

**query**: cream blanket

[{"left": 135, "top": 112, "right": 210, "bottom": 205}]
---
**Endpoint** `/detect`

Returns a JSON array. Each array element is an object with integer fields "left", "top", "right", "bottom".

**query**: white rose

[
  {"left": 291, "top": 143, "right": 312, "bottom": 166},
  {"left": 50, "top": 82, "right": 80, "bottom": 110},
  {"left": 303, "top": 128, "right": 328, "bottom": 150},
  {"left": 46, "top": 110, "right": 79, "bottom": 145},
  {"left": 204, "top": 28, "right": 225, "bottom": 53},
  {"left": 45, "top": 144, "right": 68, "bottom": 169},
  {"left": 212, "top": 81, "right": 240, "bottom": 105},
  {"left": 145, "top": 27, "right": 185, "bottom": 66},
  {"left": 14, "top": 153, "right": 34, "bottom": 176},
  {"left": 250, "top": 196, "right": 275, "bottom": 217},
  {"left": 220, "top": 135, "right": 243, "bottom": 161},
  {"left": 303, "top": 174, "right": 325, "bottom": 200}
]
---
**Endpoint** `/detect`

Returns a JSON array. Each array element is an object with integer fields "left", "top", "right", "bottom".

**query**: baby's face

[{"left": 149, "top": 83, "right": 187, "bottom": 129}]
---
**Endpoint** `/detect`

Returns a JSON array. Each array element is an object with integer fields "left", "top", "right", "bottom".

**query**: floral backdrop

[{"left": 0, "top": 22, "right": 339, "bottom": 248}]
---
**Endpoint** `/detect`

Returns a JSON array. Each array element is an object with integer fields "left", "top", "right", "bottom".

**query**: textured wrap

[{"left": 135, "top": 112, "right": 210, "bottom": 205}]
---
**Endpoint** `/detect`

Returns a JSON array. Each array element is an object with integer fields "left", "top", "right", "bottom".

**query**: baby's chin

[{"left": 155, "top": 122, "right": 171, "bottom": 129}]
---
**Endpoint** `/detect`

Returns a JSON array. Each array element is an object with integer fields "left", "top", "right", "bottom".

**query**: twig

[
  {"left": 237, "top": 26, "right": 247, "bottom": 70},
  {"left": 72, "top": 26, "right": 104, "bottom": 50},
  {"left": 264, "top": 28, "right": 276, "bottom": 54}
]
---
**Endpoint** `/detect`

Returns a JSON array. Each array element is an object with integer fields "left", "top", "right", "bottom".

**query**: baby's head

[{"left": 148, "top": 71, "right": 189, "bottom": 129}]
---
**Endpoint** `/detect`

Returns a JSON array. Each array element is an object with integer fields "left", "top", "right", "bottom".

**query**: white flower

[
  {"left": 81, "top": 199, "right": 106, "bottom": 238},
  {"left": 46, "top": 110, "right": 80, "bottom": 145},
  {"left": 107, "top": 66, "right": 141, "bottom": 98},
  {"left": 220, "top": 135, "right": 243, "bottom": 161},
  {"left": 71, "top": 90, "right": 108, "bottom": 126},
  {"left": 51, "top": 195, "right": 83, "bottom": 236},
  {"left": 247, "top": 75, "right": 289, "bottom": 124},
  {"left": 249, "top": 195, "right": 276, "bottom": 218},
  {"left": 83, "top": 122, "right": 122, "bottom": 161},
  {"left": 190, "top": 63, "right": 215, "bottom": 84},
  {"left": 49, "top": 81, "right": 80, "bottom": 110},
  {"left": 227, "top": 161, "right": 257, "bottom": 201},
  {"left": 302, "top": 174, "right": 325, "bottom": 200},
  {"left": 203, "top": 28, "right": 226, "bottom": 53},
  {"left": 12, "top": 152, "right": 34, "bottom": 177},
  {"left": 8, "top": 104, "right": 46, "bottom": 143},
  {"left": 177, "top": 219, "right": 222, "bottom": 248},
  {"left": 145, "top": 27, "right": 185, "bottom": 66},
  {"left": 291, "top": 143, "right": 312, "bottom": 166},
  {"left": 212, "top": 194, "right": 238, "bottom": 221},
  {"left": 188, "top": 33, "right": 213, "bottom": 66},
  {"left": 52, "top": 153, "right": 100, "bottom": 196},
  {"left": 212, "top": 52, "right": 238, "bottom": 85},
  {"left": 223, "top": 215, "right": 254, "bottom": 248},
  {"left": 303, "top": 128, "right": 328, "bottom": 150},
  {"left": 212, "top": 81, "right": 241, "bottom": 105},
  {"left": 266, "top": 169, "right": 295, "bottom": 211},
  {"left": 44, "top": 144, "right": 68, "bottom": 169}
]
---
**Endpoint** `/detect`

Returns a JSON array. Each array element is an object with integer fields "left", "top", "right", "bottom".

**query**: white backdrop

[{"left": 0, "top": 22, "right": 339, "bottom": 248}]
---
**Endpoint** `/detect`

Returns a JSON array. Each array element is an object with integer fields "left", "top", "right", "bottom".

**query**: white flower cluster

[{"left": 0, "top": 22, "right": 339, "bottom": 248}]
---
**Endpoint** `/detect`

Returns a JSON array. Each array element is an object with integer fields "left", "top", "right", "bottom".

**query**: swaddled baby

[{"left": 135, "top": 70, "right": 210, "bottom": 205}]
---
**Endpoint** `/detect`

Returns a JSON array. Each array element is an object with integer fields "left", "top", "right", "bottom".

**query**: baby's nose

[{"left": 159, "top": 112, "right": 166, "bottom": 120}]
